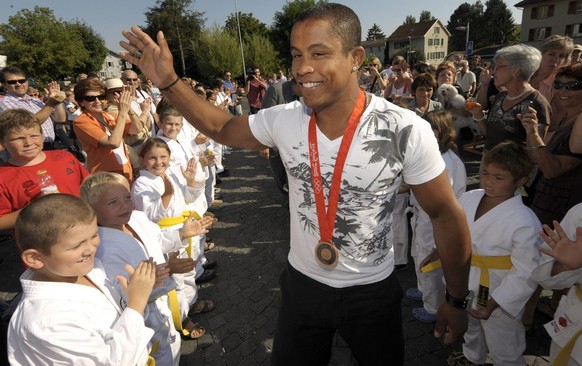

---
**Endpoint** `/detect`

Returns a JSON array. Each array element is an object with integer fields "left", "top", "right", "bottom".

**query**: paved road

[{"left": 0, "top": 146, "right": 553, "bottom": 365}]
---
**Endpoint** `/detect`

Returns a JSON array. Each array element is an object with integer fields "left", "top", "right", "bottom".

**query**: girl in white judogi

[
  {"left": 408, "top": 111, "right": 467, "bottom": 323},
  {"left": 451, "top": 141, "right": 543, "bottom": 366},
  {"left": 533, "top": 203, "right": 582, "bottom": 366},
  {"left": 131, "top": 137, "right": 215, "bottom": 317},
  {"left": 7, "top": 194, "right": 154, "bottom": 366}
]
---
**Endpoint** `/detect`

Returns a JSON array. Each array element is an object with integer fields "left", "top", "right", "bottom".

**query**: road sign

[{"left": 467, "top": 41, "right": 474, "bottom": 56}]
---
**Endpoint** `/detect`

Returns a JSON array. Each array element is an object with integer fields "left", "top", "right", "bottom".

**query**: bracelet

[
  {"left": 159, "top": 76, "right": 181, "bottom": 92},
  {"left": 473, "top": 114, "right": 486, "bottom": 121}
]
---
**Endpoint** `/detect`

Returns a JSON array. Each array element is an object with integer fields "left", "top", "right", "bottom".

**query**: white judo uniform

[
  {"left": 97, "top": 211, "right": 182, "bottom": 366},
  {"left": 459, "top": 189, "right": 543, "bottom": 365},
  {"left": 132, "top": 166, "right": 207, "bottom": 311},
  {"left": 532, "top": 203, "right": 582, "bottom": 366},
  {"left": 410, "top": 149, "right": 466, "bottom": 314},
  {"left": 7, "top": 259, "right": 154, "bottom": 366}
]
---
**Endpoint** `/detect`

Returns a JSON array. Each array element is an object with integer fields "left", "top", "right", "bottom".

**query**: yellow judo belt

[
  {"left": 146, "top": 341, "right": 160, "bottom": 365},
  {"left": 420, "top": 254, "right": 512, "bottom": 288},
  {"left": 157, "top": 211, "right": 201, "bottom": 338},
  {"left": 157, "top": 211, "right": 201, "bottom": 258},
  {"left": 552, "top": 285, "right": 582, "bottom": 366}
]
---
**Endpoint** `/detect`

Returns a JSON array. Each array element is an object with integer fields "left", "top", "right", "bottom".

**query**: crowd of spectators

[{"left": 1, "top": 24, "right": 582, "bottom": 365}]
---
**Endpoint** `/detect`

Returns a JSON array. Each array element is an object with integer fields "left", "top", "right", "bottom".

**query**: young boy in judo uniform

[
  {"left": 450, "top": 141, "right": 543, "bottom": 365},
  {"left": 81, "top": 172, "right": 213, "bottom": 365},
  {"left": 533, "top": 203, "right": 582, "bottom": 366},
  {"left": 7, "top": 194, "right": 156, "bottom": 365}
]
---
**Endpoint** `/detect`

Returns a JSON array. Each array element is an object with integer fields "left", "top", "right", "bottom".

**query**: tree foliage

[
  {"left": 481, "top": 0, "right": 518, "bottom": 46},
  {"left": 447, "top": 1, "right": 484, "bottom": 52},
  {"left": 403, "top": 15, "right": 417, "bottom": 25},
  {"left": 270, "top": 0, "right": 323, "bottom": 69},
  {"left": 0, "top": 6, "right": 97, "bottom": 83},
  {"left": 191, "top": 25, "right": 244, "bottom": 81},
  {"left": 392, "top": 45, "right": 426, "bottom": 66},
  {"left": 67, "top": 20, "right": 108, "bottom": 76},
  {"left": 243, "top": 34, "right": 279, "bottom": 76},
  {"left": 143, "top": 0, "right": 205, "bottom": 78},
  {"left": 224, "top": 12, "right": 269, "bottom": 43},
  {"left": 447, "top": 0, "right": 517, "bottom": 53},
  {"left": 366, "top": 23, "right": 386, "bottom": 41},
  {"left": 419, "top": 10, "right": 435, "bottom": 22}
]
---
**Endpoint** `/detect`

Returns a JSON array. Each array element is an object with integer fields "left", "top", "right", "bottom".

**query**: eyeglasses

[
  {"left": 108, "top": 89, "right": 122, "bottom": 95},
  {"left": 553, "top": 80, "right": 582, "bottom": 91},
  {"left": 83, "top": 94, "right": 107, "bottom": 102},
  {"left": 124, "top": 78, "right": 139, "bottom": 82},
  {"left": 5, "top": 79, "right": 27, "bottom": 85}
]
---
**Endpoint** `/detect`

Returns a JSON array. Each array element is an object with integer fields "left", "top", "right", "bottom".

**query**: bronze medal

[{"left": 315, "top": 240, "right": 339, "bottom": 268}]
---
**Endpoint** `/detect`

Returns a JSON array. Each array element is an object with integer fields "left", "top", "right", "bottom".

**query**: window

[
  {"left": 107, "top": 62, "right": 113, "bottom": 67},
  {"left": 531, "top": 5, "right": 554, "bottom": 19},
  {"left": 568, "top": 1, "right": 582, "bottom": 14},
  {"left": 566, "top": 23, "right": 582, "bottom": 37},
  {"left": 428, "top": 39, "right": 433, "bottom": 46},
  {"left": 528, "top": 27, "right": 552, "bottom": 41},
  {"left": 434, "top": 27, "right": 440, "bottom": 34}
]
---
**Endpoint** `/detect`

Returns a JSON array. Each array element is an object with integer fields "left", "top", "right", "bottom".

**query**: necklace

[{"left": 505, "top": 86, "right": 531, "bottom": 101}]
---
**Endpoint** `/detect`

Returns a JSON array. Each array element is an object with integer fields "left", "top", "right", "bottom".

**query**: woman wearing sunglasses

[
  {"left": 522, "top": 63, "right": 582, "bottom": 226},
  {"left": 73, "top": 78, "right": 144, "bottom": 184}
]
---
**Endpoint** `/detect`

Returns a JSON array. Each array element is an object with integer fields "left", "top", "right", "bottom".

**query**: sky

[{"left": 0, "top": 0, "right": 524, "bottom": 51}]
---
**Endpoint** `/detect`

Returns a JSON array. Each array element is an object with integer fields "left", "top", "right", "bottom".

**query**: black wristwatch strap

[{"left": 445, "top": 289, "right": 470, "bottom": 309}]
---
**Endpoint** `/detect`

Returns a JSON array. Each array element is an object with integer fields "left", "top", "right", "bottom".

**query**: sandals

[
  {"left": 412, "top": 307, "right": 436, "bottom": 323},
  {"left": 190, "top": 299, "right": 215, "bottom": 315},
  {"left": 447, "top": 352, "right": 477, "bottom": 365},
  {"left": 181, "top": 318, "right": 206, "bottom": 340},
  {"left": 406, "top": 288, "right": 423, "bottom": 301},
  {"left": 204, "top": 239, "right": 216, "bottom": 251}
]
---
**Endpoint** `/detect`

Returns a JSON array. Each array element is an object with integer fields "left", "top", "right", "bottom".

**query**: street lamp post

[
  {"left": 456, "top": 22, "right": 470, "bottom": 56},
  {"left": 234, "top": 0, "right": 247, "bottom": 81}
]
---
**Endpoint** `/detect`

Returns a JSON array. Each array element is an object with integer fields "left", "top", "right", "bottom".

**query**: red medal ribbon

[{"left": 308, "top": 90, "right": 367, "bottom": 243}]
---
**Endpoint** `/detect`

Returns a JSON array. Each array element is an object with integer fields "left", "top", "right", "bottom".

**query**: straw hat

[{"left": 105, "top": 78, "right": 124, "bottom": 90}]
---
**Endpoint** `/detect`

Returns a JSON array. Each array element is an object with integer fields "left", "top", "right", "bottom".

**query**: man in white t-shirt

[
  {"left": 456, "top": 60, "right": 476, "bottom": 98},
  {"left": 121, "top": 3, "right": 471, "bottom": 365}
]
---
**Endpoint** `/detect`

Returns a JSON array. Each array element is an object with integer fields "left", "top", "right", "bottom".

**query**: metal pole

[
  {"left": 466, "top": 21, "right": 470, "bottom": 56},
  {"left": 234, "top": 0, "right": 247, "bottom": 81}
]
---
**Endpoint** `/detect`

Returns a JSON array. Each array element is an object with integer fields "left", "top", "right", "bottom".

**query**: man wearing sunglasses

[
  {"left": 121, "top": 69, "right": 157, "bottom": 136},
  {"left": 0, "top": 66, "right": 66, "bottom": 151}
]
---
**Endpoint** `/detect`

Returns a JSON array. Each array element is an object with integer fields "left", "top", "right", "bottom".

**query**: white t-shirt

[{"left": 249, "top": 94, "right": 444, "bottom": 287}]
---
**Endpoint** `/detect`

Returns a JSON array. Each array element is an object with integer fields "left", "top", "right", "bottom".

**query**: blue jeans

[{"left": 271, "top": 262, "right": 404, "bottom": 366}]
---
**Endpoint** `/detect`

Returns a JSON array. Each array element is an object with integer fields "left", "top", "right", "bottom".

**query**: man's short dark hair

[
  {"left": 1, "top": 66, "right": 26, "bottom": 83},
  {"left": 294, "top": 3, "right": 361, "bottom": 54}
]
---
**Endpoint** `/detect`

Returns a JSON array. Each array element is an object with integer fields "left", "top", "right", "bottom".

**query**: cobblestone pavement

[{"left": 0, "top": 147, "right": 553, "bottom": 365}]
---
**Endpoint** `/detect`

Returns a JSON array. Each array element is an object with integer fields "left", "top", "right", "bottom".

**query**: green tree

[
  {"left": 447, "top": 1, "right": 484, "bottom": 52},
  {"left": 143, "top": 0, "right": 205, "bottom": 77},
  {"left": 224, "top": 12, "right": 269, "bottom": 43},
  {"left": 403, "top": 15, "right": 416, "bottom": 25},
  {"left": 191, "top": 25, "right": 244, "bottom": 81},
  {"left": 66, "top": 20, "right": 108, "bottom": 76},
  {"left": 244, "top": 33, "right": 279, "bottom": 76},
  {"left": 481, "top": 0, "right": 517, "bottom": 46},
  {"left": 366, "top": 23, "right": 386, "bottom": 41},
  {"left": 393, "top": 45, "right": 425, "bottom": 66},
  {"left": 270, "top": 0, "right": 324, "bottom": 69},
  {"left": 419, "top": 10, "right": 435, "bottom": 22},
  {"left": 0, "top": 6, "right": 90, "bottom": 83}
]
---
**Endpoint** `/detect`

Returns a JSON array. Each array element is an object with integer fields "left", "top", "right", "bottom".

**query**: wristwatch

[{"left": 445, "top": 289, "right": 474, "bottom": 310}]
